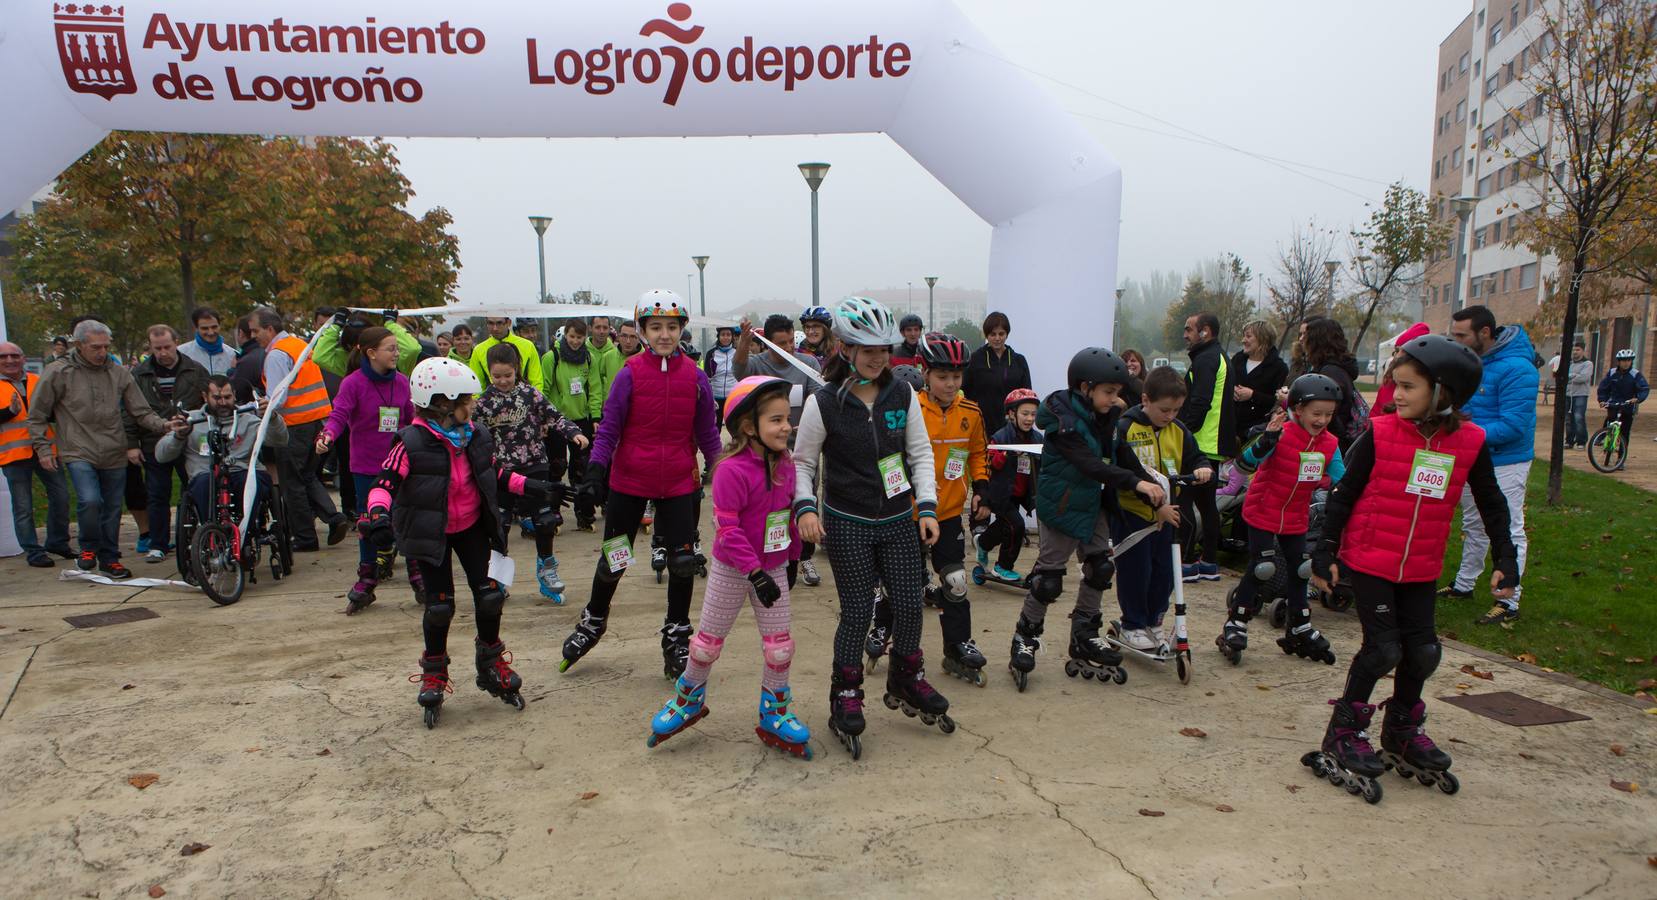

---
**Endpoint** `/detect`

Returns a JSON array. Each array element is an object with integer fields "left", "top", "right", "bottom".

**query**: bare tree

[
  {"left": 1265, "top": 220, "right": 1339, "bottom": 338},
  {"left": 1504, "top": 0, "right": 1657, "bottom": 504}
]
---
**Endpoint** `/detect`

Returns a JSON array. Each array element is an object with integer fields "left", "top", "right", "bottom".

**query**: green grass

[{"left": 1439, "top": 463, "right": 1657, "bottom": 695}]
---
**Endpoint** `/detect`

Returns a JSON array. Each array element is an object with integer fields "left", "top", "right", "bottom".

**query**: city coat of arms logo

[{"left": 54, "top": 4, "right": 137, "bottom": 99}]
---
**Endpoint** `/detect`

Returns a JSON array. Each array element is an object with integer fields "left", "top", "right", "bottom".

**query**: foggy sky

[{"left": 390, "top": 0, "right": 1468, "bottom": 318}]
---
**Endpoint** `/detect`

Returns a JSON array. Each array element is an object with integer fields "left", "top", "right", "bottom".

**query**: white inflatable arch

[{"left": 0, "top": 0, "right": 1120, "bottom": 390}]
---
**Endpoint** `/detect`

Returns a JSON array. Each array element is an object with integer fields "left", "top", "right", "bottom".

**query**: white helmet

[
  {"left": 1614, "top": 348, "right": 1635, "bottom": 360},
  {"left": 831, "top": 296, "right": 901, "bottom": 347},
  {"left": 409, "top": 357, "right": 480, "bottom": 407},
  {"left": 635, "top": 289, "right": 690, "bottom": 325}
]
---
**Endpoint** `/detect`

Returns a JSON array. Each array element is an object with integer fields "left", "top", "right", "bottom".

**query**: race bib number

[
  {"left": 601, "top": 536, "right": 634, "bottom": 573},
  {"left": 1162, "top": 457, "right": 1179, "bottom": 476},
  {"left": 1016, "top": 454, "right": 1033, "bottom": 475},
  {"left": 1297, "top": 452, "right": 1324, "bottom": 483},
  {"left": 1406, "top": 449, "right": 1454, "bottom": 499},
  {"left": 569, "top": 377, "right": 584, "bottom": 396},
  {"left": 378, "top": 406, "right": 401, "bottom": 433},
  {"left": 877, "top": 453, "right": 911, "bottom": 499},
  {"left": 763, "top": 510, "right": 791, "bottom": 553},
  {"left": 943, "top": 447, "right": 969, "bottom": 481}
]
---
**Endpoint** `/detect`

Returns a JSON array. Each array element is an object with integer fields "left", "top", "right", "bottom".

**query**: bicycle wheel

[
  {"left": 1587, "top": 428, "right": 1625, "bottom": 473},
  {"left": 174, "top": 501, "right": 199, "bottom": 586},
  {"left": 192, "top": 522, "right": 247, "bottom": 606},
  {"left": 271, "top": 492, "right": 294, "bottom": 576}
]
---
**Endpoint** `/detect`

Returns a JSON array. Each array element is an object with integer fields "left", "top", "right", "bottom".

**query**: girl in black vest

[{"left": 362, "top": 358, "right": 554, "bottom": 729}]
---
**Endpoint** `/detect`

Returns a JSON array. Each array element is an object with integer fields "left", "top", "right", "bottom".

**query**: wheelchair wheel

[
  {"left": 269, "top": 491, "right": 294, "bottom": 576},
  {"left": 192, "top": 523, "right": 247, "bottom": 606},
  {"left": 174, "top": 502, "right": 200, "bottom": 587}
]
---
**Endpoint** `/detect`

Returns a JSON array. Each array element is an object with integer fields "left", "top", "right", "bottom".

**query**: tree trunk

[
  {"left": 1547, "top": 252, "right": 1586, "bottom": 506},
  {"left": 178, "top": 252, "right": 195, "bottom": 325},
  {"left": 1352, "top": 287, "right": 1384, "bottom": 354}
]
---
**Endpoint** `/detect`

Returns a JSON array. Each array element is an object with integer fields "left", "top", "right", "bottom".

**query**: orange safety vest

[
  {"left": 267, "top": 335, "right": 333, "bottom": 425},
  {"left": 0, "top": 373, "right": 52, "bottom": 465}
]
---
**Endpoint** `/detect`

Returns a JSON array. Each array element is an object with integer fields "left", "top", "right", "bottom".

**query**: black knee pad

[
  {"left": 1249, "top": 549, "right": 1279, "bottom": 584},
  {"left": 1399, "top": 640, "right": 1442, "bottom": 682},
  {"left": 1080, "top": 551, "right": 1114, "bottom": 591},
  {"left": 1353, "top": 639, "right": 1404, "bottom": 683},
  {"left": 474, "top": 581, "right": 506, "bottom": 616},
  {"left": 423, "top": 598, "right": 455, "bottom": 629},
  {"left": 939, "top": 565, "right": 969, "bottom": 603},
  {"left": 1030, "top": 570, "right": 1065, "bottom": 604},
  {"left": 667, "top": 547, "right": 701, "bottom": 579}
]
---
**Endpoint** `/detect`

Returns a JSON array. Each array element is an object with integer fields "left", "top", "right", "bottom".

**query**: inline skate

[
  {"left": 558, "top": 609, "right": 606, "bottom": 672},
  {"left": 1378, "top": 699, "right": 1458, "bottom": 794},
  {"left": 475, "top": 639, "right": 526, "bottom": 711},
  {"left": 1300, "top": 699, "right": 1385, "bottom": 804},
  {"left": 411, "top": 652, "right": 451, "bottom": 729},
  {"left": 1277, "top": 623, "right": 1336, "bottom": 665},
  {"left": 1064, "top": 613, "right": 1127, "bottom": 685},
  {"left": 756, "top": 686, "right": 812, "bottom": 759},
  {"left": 1008, "top": 616, "right": 1043, "bottom": 692},
  {"left": 942, "top": 639, "right": 987, "bottom": 687},
  {"left": 883, "top": 650, "right": 954, "bottom": 734},
  {"left": 828, "top": 664, "right": 866, "bottom": 760},
  {"left": 660, "top": 621, "right": 693, "bottom": 680},
  {"left": 648, "top": 674, "right": 707, "bottom": 748}
]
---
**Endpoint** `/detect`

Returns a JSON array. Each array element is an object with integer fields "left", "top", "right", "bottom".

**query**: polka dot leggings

[{"left": 825, "top": 514, "right": 927, "bottom": 668}]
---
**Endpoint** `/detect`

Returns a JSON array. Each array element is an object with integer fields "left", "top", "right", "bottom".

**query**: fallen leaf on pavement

[
  {"left": 547, "top": 827, "right": 555, "bottom": 834},
  {"left": 1610, "top": 780, "right": 1638, "bottom": 793},
  {"left": 1285, "top": 784, "right": 1302, "bottom": 793},
  {"left": 179, "top": 842, "right": 210, "bottom": 857},
  {"left": 1179, "top": 727, "right": 1207, "bottom": 738},
  {"left": 315, "top": 748, "right": 331, "bottom": 757},
  {"left": 1609, "top": 745, "right": 1625, "bottom": 757},
  {"left": 244, "top": 748, "right": 260, "bottom": 753},
  {"left": 1518, "top": 752, "right": 1535, "bottom": 760},
  {"left": 327, "top": 673, "right": 344, "bottom": 679},
  {"left": 1448, "top": 737, "right": 1467, "bottom": 744},
  {"left": 148, "top": 887, "right": 165, "bottom": 898},
  {"left": 1137, "top": 808, "right": 1164, "bottom": 817},
  {"left": 128, "top": 773, "right": 159, "bottom": 790},
  {"left": 1516, "top": 653, "right": 1537, "bottom": 665},
  {"left": 1204, "top": 692, "right": 1215, "bottom": 697},
  {"left": 1459, "top": 665, "right": 1494, "bottom": 681},
  {"left": 580, "top": 791, "right": 599, "bottom": 801},
  {"left": 1283, "top": 725, "right": 1296, "bottom": 730},
  {"left": 1648, "top": 856, "right": 1656, "bottom": 868},
  {"left": 1637, "top": 679, "right": 1656, "bottom": 691},
  {"left": 1456, "top": 683, "right": 1473, "bottom": 690},
  {"left": 1255, "top": 685, "right": 1271, "bottom": 692},
  {"left": 122, "top": 683, "right": 136, "bottom": 690},
  {"left": 1214, "top": 804, "right": 1235, "bottom": 813}
]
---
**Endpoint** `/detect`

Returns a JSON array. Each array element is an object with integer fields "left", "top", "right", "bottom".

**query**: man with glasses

[{"left": 469, "top": 316, "right": 543, "bottom": 394}]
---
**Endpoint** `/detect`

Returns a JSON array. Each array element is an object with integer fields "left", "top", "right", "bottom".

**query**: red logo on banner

[{"left": 54, "top": 4, "right": 137, "bottom": 100}]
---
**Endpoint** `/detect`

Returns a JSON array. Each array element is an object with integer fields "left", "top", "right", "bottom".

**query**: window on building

[
  {"left": 1556, "top": 161, "right": 1567, "bottom": 182},
  {"left": 1478, "top": 9, "right": 1486, "bottom": 28},
  {"left": 1453, "top": 147, "right": 1464, "bottom": 168},
  {"left": 1460, "top": 51, "right": 1471, "bottom": 74},
  {"left": 1535, "top": 96, "right": 1545, "bottom": 117},
  {"left": 1475, "top": 59, "right": 1482, "bottom": 77},
  {"left": 1470, "top": 278, "right": 1483, "bottom": 299},
  {"left": 1504, "top": 61, "right": 1515, "bottom": 84},
  {"left": 1456, "top": 99, "right": 1467, "bottom": 122},
  {"left": 1501, "top": 115, "right": 1512, "bottom": 138},
  {"left": 1482, "top": 124, "right": 1498, "bottom": 147},
  {"left": 1500, "top": 269, "right": 1509, "bottom": 292},
  {"left": 1495, "top": 170, "right": 1506, "bottom": 192},
  {"left": 1520, "top": 262, "right": 1538, "bottom": 289},
  {"left": 1445, "top": 282, "right": 1454, "bottom": 302},
  {"left": 1475, "top": 226, "right": 1488, "bottom": 248},
  {"left": 1486, "top": 74, "right": 1500, "bottom": 97},
  {"left": 1490, "top": 22, "right": 1504, "bottom": 47},
  {"left": 1511, "top": 3, "right": 1520, "bottom": 27},
  {"left": 1434, "top": 159, "right": 1442, "bottom": 179}
]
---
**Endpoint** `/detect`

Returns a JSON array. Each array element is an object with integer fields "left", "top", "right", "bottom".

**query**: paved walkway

[{"left": 1, "top": 517, "right": 1652, "bottom": 898}]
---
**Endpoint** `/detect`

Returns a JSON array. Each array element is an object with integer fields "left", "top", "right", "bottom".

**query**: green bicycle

[{"left": 1587, "top": 401, "right": 1634, "bottom": 473}]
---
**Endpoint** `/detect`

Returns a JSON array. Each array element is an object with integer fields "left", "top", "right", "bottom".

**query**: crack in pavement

[
  {"left": 69, "top": 818, "right": 108, "bottom": 872},
  {"left": 0, "top": 646, "right": 39, "bottom": 723},
  {"left": 527, "top": 667, "right": 634, "bottom": 702},
  {"left": 293, "top": 680, "right": 364, "bottom": 718},
  {"left": 958, "top": 723, "right": 1160, "bottom": 899}
]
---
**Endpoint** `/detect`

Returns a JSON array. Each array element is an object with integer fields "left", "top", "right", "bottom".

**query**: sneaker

[
  {"left": 992, "top": 564, "right": 1023, "bottom": 583},
  {"left": 145, "top": 548, "right": 167, "bottom": 564},
  {"left": 77, "top": 550, "right": 97, "bottom": 571},
  {"left": 800, "top": 559, "right": 821, "bottom": 587},
  {"left": 1475, "top": 605, "right": 1519, "bottom": 625},
  {"left": 136, "top": 536, "right": 151, "bottom": 555},
  {"left": 327, "top": 517, "right": 351, "bottom": 546},
  {"left": 1123, "top": 628, "right": 1160, "bottom": 652},
  {"left": 1183, "top": 562, "right": 1220, "bottom": 582},
  {"left": 47, "top": 546, "right": 77, "bottom": 560},
  {"left": 973, "top": 531, "right": 990, "bottom": 568},
  {"left": 27, "top": 555, "right": 53, "bottom": 568},
  {"left": 99, "top": 561, "right": 134, "bottom": 580},
  {"left": 1436, "top": 585, "right": 1474, "bottom": 600}
]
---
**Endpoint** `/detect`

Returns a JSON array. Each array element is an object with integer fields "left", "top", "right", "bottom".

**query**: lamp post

[
  {"left": 692, "top": 255, "right": 709, "bottom": 351},
  {"left": 1114, "top": 288, "right": 1125, "bottom": 350},
  {"left": 798, "top": 163, "right": 830, "bottom": 308},
  {"left": 1450, "top": 195, "right": 1478, "bottom": 312},
  {"left": 1323, "top": 260, "right": 1340, "bottom": 317},
  {"left": 925, "top": 276, "right": 938, "bottom": 329},
  {"left": 528, "top": 215, "right": 552, "bottom": 353}
]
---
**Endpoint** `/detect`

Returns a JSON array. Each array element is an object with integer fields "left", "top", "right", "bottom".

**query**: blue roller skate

[
  {"left": 648, "top": 675, "right": 708, "bottom": 747},
  {"left": 536, "top": 554, "right": 565, "bottom": 604},
  {"left": 756, "top": 685, "right": 812, "bottom": 759}
]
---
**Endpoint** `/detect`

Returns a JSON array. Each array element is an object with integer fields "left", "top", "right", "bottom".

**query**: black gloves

[
  {"left": 577, "top": 463, "right": 609, "bottom": 509},
  {"left": 361, "top": 507, "right": 395, "bottom": 551},
  {"left": 748, "top": 569, "right": 782, "bottom": 608},
  {"left": 1494, "top": 557, "right": 1521, "bottom": 593},
  {"left": 521, "top": 478, "right": 555, "bottom": 502}
]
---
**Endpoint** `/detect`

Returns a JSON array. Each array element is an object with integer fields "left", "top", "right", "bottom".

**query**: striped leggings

[
  {"left": 825, "top": 514, "right": 927, "bottom": 668},
  {"left": 686, "top": 559, "right": 793, "bottom": 691}
]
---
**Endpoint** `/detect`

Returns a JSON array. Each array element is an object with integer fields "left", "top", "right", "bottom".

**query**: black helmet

[
  {"left": 919, "top": 332, "right": 970, "bottom": 370},
  {"left": 1288, "top": 373, "right": 1343, "bottom": 407},
  {"left": 899, "top": 313, "right": 924, "bottom": 331},
  {"left": 891, "top": 364, "right": 926, "bottom": 391},
  {"left": 1397, "top": 334, "right": 1483, "bottom": 409},
  {"left": 679, "top": 338, "right": 702, "bottom": 360},
  {"left": 1067, "top": 347, "right": 1129, "bottom": 391}
]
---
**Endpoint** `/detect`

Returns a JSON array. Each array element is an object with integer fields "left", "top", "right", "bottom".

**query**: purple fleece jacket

[
  {"left": 321, "top": 364, "right": 414, "bottom": 475},
  {"left": 712, "top": 445, "right": 800, "bottom": 573}
]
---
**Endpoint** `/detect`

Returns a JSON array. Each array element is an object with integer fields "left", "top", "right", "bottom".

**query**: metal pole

[
  {"left": 809, "top": 190, "right": 820, "bottom": 309},
  {"left": 535, "top": 233, "right": 549, "bottom": 354}
]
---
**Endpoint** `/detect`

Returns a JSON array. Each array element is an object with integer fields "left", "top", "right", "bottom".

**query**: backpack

[{"left": 1345, "top": 388, "right": 1372, "bottom": 444}]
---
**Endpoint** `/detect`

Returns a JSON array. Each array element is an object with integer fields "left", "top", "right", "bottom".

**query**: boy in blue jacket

[{"left": 1596, "top": 349, "right": 1649, "bottom": 440}]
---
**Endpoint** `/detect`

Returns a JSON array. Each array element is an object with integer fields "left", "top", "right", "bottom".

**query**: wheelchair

[{"left": 173, "top": 404, "right": 294, "bottom": 605}]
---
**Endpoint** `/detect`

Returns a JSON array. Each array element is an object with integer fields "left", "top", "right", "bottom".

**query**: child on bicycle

[
  {"left": 1112, "top": 366, "right": 1209, "bottom": 652},
  {"left": 474, "top": 343, "right": 588, "bottom": 604},
  {"left": 977, "top": 387, "right": 1043, "bottom": 583},
  {"left": 1596, "top": 348, "right": 1648, "bottom": 440},
  {"left": 314, "top": 327, "right": 413, "bottom": 614},
  {"left": 1215, "top": 373, "right": 1345, "bottom": 665},
  {"left": 1305, "top": 334, "right": 1517, "bottom": 794},
  {"left": 361, "top": 358, "right": 555, "bottom": 729}
]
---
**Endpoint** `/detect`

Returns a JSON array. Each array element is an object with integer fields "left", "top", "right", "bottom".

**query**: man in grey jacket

[
  {"left": 129, "top": 324, "right": 209, "bottom": 562},
  {"left": 1565, "top": 340, "right": 1593, "bottom": 449},
  {"left": 155, "top": 376, "right": 287, "bottom": 525},
  {"left": 27, "top": 319, "right": 171, "bottom": 578}
]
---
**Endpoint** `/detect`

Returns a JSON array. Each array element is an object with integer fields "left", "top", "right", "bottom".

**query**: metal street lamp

[
  {"left": 798, "top": 163, "right": 830, "bottom": 308},
  {"left": 925, "top": 276, "right": 938, "bottom": 329},
  {"left": 1323, "top": 259, "right": 1340, "bottom": 316},
  {"left": 1450, "top": 195, "right": 1478, "bottom": 312},
  {"left": 528, "top": 215, "right": 552, "bottom": 353},
  {"left": 692, "top": 255, "right": 709, "bottom": 351},
  {"left": 1114, "top": 288, "right": 1125, "bottom": 350}
]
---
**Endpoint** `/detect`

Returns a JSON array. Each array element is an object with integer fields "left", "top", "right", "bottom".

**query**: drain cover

[
  {"left": 1439, "top": 690, "right": 1591, "bottom": 726},
  {"left": 63, "top": 607, "right": 159, "bottom": 629}
]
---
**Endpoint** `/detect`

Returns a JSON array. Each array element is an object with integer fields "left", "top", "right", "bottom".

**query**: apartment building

[{"left": 1423, "top": 1, "right": 1652, "bottom": 370}]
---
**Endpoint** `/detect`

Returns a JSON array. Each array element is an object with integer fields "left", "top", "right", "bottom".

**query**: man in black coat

[{"left": 1177, "top": 312, "right": 1236, "bottom": 582}]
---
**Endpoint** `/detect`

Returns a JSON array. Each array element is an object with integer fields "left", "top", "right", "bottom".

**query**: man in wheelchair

[{"left": 156, "top": 376, "right": 288, "bottom": 524}]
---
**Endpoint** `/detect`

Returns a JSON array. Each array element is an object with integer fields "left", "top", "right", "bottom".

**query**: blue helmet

[{"left": 800, "top": 306, "right": 833, "bottom": 326}]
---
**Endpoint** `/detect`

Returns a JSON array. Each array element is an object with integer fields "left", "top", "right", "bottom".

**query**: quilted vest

[
  {"left": 390, "top": 423, "right": 505, "bottom": 566},
  {"left": 1241, "top": 418, "right": 1340, "bottom": 535},
  {"left": 1340, "top": 413, "right": 1486, "bottom": 583},
  {"left": 611, "top": 351, "right": 702, "bottom": 499}
]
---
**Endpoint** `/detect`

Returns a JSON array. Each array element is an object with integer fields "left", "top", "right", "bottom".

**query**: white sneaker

[
  {"left": 1124, "top": 628, "right": 1160, "bottom": 652},
  {"left": 800, "top": 559, "right": 821, "bottom": 587},
  {"left": 144, "top": 548, "right": 167, "bottom": 564}
]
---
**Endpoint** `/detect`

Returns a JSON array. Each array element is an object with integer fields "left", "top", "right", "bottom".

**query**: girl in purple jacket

[
  {"left": 562, "top": 290, "right": 724, "bottom": 677},
  {"left": 314, "top": 327, "right": 413, "bottom": 614},
  {"left": 647, "top": 376, "right": 811, "bottom": 757}
]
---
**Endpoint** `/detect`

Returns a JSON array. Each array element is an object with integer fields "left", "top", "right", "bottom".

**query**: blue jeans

[
  {"left": 144, "top": 450, "right": 190, "bottom": 550},
  {"left": 64, "top": 461, "right": 126, "bottom": 564},
  {"left": 1568, "top": 395, "right": 1589, "bottom": 445},
  {"left": 4, "top": 459, "right": 71, "bottom": 559}
]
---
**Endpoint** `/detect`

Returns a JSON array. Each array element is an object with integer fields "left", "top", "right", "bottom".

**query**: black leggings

[
  {"left": 1342, "top": 571, "right": 1438, "bottom": 707},
  {"left": 827, "top": 514, "right": 927, "bottom": 667},
  {"left": 977, "top": 499, "right": 1029, "bottom": 569},
  {"left": 584, "top": 490, "right": 697, "bottom": 625},
  {"left": 412, "top": 519, "right": 498, "bottom": 655},
  {"left": 1179, "top": 471, "right": 1221, "bottom": 564},
  {"left": 548, "top": 420, "right": 594, "bottom": 522},
  {"left": 1230, "top": 527, "right": 1308, "bottom": 628},
  {"left": 500, "top": 465, "right": 554, "bottom": 559}
]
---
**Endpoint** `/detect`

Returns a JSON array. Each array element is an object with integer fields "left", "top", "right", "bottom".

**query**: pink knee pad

[
  {"left": 762, "top": 632, "right": 794, "bottom": 671},
  {"left": 689, "top": 632, "right": 724, "bottom": 665}
]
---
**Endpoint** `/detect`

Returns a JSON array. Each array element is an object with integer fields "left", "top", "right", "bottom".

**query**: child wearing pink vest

[
  {"left": 1301, "top": 335, "right": 1517, "bottom": 801},
  {"left": 1216, "top": 373, "right": 1345, "bottom": 667}
]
